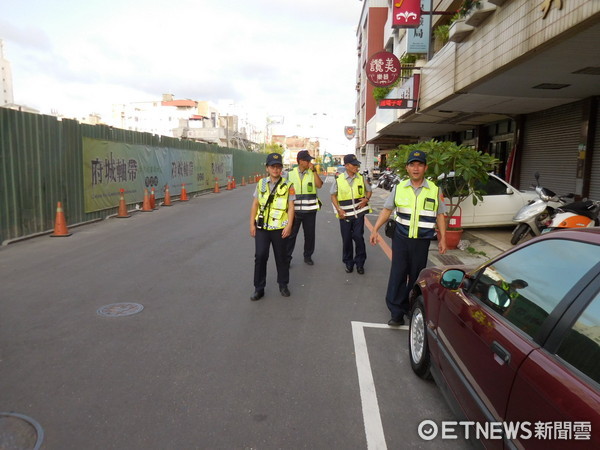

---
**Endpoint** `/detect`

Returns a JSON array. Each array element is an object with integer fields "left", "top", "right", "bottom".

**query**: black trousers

[
  {"left": 286, "top": 211, "right": 316, "bottom": 263},
  {"left": 385, "top": 232, "right": 430, "bottom": 320},
  {"left": 339, "top": 215, "right": 367, "bottom": 268},
  {"left": 254, "top": 228, "right": 289, "bottom": 290}
]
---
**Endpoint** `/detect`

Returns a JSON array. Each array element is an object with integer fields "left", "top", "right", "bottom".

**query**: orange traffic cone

[
  {"left": 232, "top": 177, "right": 237, "bottom": 189},
  {"left": 150, "top": 187, "right": 157, "bottom": 209},
  {"left": 116, "top": 188, "right": 131, "bottom": 218},
  {"left": 180, "top": 184, "right": 189, "bottom": 201},
  {"left": 226, "top": 177, "right": 232, "bottom": 190},
  {"left": 241, "top": 176, "right": 246, "bottom": 186},
  {"left": 163, "top": 184, "right": 172, "bottom": 206},
  {"left": 141, "top": 189, "right": 153, "bottom": 212},
  {"left": 50, "top": 202, "right": 72, "bottom": 237},
  {"left": 214, "top": 178, "right": 220, "bottom": 193}
]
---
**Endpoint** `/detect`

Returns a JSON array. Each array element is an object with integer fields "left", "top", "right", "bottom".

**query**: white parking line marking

[{"left": 351, "top": 321, "right": 407, "bottom": 449}]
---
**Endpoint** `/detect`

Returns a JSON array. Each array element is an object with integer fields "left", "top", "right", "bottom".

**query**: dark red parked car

[{"left": 409, "top": 228, "right": 600, "bottom": 449}]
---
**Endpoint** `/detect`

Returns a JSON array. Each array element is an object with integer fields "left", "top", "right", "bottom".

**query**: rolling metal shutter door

[
  {"left": 589, "top": 110, "right": 600, "bottom": 200},
  {"left": 520, "top": 102, "right": 581, "bottom": 195}
]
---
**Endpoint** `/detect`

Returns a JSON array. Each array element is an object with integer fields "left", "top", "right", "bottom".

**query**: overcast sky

[{"left": 1, "top": 0, "right": 366, "bottom": 154}]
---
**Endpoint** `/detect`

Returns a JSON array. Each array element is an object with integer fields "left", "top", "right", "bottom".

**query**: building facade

[
  {"left": 0, "top": 39, "right": 14, "bottom": 107},
  {"left": 110, "top": 94, "right": 262, "bottom": 150},
  {"left": 357, "top": 0, "right": 600, "bottom": 200}
]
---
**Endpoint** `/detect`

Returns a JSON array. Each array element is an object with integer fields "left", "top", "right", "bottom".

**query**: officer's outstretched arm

[
  {"left": 370, "top": 208, "right": 393, "bottom": 245},
  {"left": 250, "top": 198, "right": 259, "bottom": 237},
  {"left": 282, "top": 199, "right": 294, "bottom": 238}
]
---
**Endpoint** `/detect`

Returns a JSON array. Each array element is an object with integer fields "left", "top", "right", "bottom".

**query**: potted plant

[
  {"left": 387, "top": 140, "right": 500, "bottom": 249},
  {"left": 433, "top": 24, "right": 450, "bottom": 50},
  {"left": 458, "top": 0, "right": 481, "bottom": 17}
]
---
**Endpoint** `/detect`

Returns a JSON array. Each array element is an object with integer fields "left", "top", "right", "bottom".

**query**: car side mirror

[
  {"left": 506, "top": 188, "right": 514, "bottom": 195},
  {"left": 488, "top": 285, "right": 511, "bottom": 309},
  {"left": 441, "top": 269, "right": 465, "bottom": 290}
]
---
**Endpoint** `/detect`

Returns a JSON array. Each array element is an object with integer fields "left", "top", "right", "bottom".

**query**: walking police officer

[
  {"left": 285, "top": 150, "right": 323, "bottom": 266},
  {"left": 331, "top": 154, "right": 372, "bottom": 274},
  {"left": 369, "top": 150, "right": 447, "bottom": 326},
  {"left": 250, "top": 153, "right": 295, "bottom": 300}
]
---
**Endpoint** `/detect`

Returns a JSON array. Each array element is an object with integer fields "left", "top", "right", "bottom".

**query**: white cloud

[{"left": 1, "top": 0, "right": 364, "bottom": 153}]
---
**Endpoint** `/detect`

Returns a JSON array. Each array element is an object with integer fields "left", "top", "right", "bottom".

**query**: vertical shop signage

[
  {"left": 392, "top": 0, "right": 422, "bottom": 28},
  {"left": 407, "top": 0, "right": 431, "bottom": 54}
]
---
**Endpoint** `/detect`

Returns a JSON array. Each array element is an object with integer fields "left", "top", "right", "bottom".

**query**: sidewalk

[{"left": 368, "top": 186, "right": 513, "bottom": 268}]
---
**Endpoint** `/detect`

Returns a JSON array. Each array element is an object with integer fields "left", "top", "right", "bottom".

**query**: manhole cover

[
  {"left": 0, "top": 412, "right": 44, "bottom": 450},
  {"left": 96, "top": 302, "right": 144, "bottom": 317}
]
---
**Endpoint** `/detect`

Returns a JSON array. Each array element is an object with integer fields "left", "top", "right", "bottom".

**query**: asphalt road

[{"left": 0, "top": 179, "right": 469, "bottom": 449}]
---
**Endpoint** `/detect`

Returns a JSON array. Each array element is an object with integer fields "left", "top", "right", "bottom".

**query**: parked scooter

[
  {"left": 374, "top": 169, "right": 401, "bottom": 191},
  {"left": 544, "top": 199, "right": 600, "bottom": 231},
  {"left": 511, "top": 172, "right": 570, "bottom": 245},
  {"left": 362, "top": 169, "right": 372, "bottom": 185}
]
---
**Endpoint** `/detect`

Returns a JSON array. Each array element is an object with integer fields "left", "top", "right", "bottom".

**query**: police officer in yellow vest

[
  {"left": 249, "top": 153, "right": 295, "bottom": 301},
  {"left": 370, "top": 150, "right": 447, "bottom": 326},
  {"left": 285, "top": 150, "right": 323, "bottom": 266},
  {"left": 331, "top": 154, "right": 372, "bottom": 274}
]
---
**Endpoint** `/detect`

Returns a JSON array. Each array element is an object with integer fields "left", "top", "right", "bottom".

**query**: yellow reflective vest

[
  {"left": 393, "top": 180, "right": 439, "bottom": 239},
  {"left": 287, "top": 168, "right": 319, "bottom": 212},
  {"left": 255, "top": 178, "right": 292, "bottom": 230},
  {"left": 336, "top": 174, "right": 371, "bottom": 219}
]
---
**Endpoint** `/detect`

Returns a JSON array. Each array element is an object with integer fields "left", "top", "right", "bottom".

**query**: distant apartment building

[
  {"left": 272, "top": 135, "right": 321, "bottom": 166},
  {"left": 0, "top": 39, "right": 14, "bottom": 106},
  {"left": 357, "top": 0, "right": 600, "bottom": 200},
  {"left": 110, "top": 94, "right": 261, "bottom": 150}
]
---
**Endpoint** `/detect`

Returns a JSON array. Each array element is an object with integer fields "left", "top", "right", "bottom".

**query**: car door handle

[{"left": 491, "top": 341, "right": 511, "bottom": 365}]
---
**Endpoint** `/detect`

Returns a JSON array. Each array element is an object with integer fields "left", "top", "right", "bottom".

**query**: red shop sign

[
  {"left": 366, "top": 51, "right": 401, "bottom": 88},
  {"left": 392, "top": 0, "right": 422, "bottom": 28}
]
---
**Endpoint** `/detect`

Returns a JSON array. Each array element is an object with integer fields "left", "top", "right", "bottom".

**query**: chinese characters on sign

[
  {"left": 91, "top": 153, "right": 138, "bottom": 186},
  {"left": 378, "top": 99, "right": 415, "bottom": 109},
  {"left": 366, "top": 51, "right": 401, "bottom": 87},
  {"left": 377, "top": 73, "right": 420, "bottom": 110},
  {"left": 392, "top": 0, "right": 421, "bottom": 28},
  {"left": 407, "top": 0, "right": 431, "bottom": 54},
  {"left": 171, "top": 160, "right": 194, "bottom": 178}
]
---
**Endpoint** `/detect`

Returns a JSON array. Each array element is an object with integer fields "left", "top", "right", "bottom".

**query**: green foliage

[
  {"left": 262, "top": 143, "right": 284, "bottom": 154},
  {"left": 373, "top": 78, "right": 401, "bottom": 103},
  {"left": 388, "top": 139, "right": 501, "bottom": 228},
  {"left": 458, "top": 0, "right": 481, "bottom": 17},
  {"left": 466, "top": 246, "right": 487, "bottom": 257},
  {"left": 434, "top": 24, "right": 450, "bottom": 43}
]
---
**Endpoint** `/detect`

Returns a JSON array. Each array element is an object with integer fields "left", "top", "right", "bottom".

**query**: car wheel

[
  {"left": 510, "top": 223, "right": 530, "bottom": 245},
  {"left": 409, "top": 296, "right": 432, "bottom": 380}
]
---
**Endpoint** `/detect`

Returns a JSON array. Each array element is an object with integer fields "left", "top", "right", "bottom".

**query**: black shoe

[
  {"left": 304, "top": 257, "right": 314, "bottom": 266},
  {"left": 279, "top": 285, "right": 291, "bottom": 297},
  {"left": 357, "top": 267, "right": 365, "bottom": 274},
  {"left": 345, "top": 265, "right": 353, "bottom": 273},
  {"left": 388, "top": 317, "right": 405, "bottom": 327},
  {"left": 250, "top": 290, "right": 264, "bottom": 301}
]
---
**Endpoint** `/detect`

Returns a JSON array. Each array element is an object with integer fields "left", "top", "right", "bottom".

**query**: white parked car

[{"left": 439, "top": 173, "right": 539, "bottom": 228}]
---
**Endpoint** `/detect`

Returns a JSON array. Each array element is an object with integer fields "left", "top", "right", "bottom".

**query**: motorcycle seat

[{"left": 559, "top": 200, "right": 596, "bottom": 219}]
